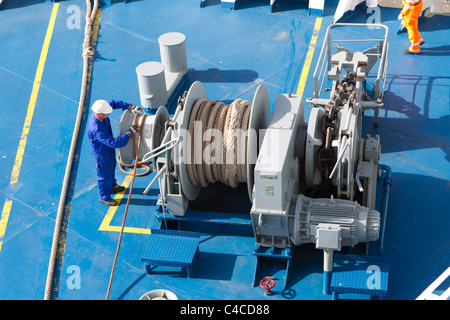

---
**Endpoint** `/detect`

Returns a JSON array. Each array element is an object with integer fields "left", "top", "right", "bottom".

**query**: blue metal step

[
  {"left": 330, "top": 254, "right": 389, "bottom": 299},
  {"left": 141, "top": 229, "right": 200, "bottom": 279}
]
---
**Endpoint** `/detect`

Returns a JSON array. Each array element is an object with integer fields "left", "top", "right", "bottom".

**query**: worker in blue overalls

[{"left": 88, "top": 99, "right": 144, "bottom": 206}]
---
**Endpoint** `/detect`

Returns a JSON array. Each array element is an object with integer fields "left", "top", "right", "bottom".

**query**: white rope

[{"left": 186, "top": 98, "right": 252, "bottom": 189}]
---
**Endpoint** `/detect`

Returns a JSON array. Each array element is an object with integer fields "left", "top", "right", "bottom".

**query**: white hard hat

[{"left": 91, "top": 99, "right": 113, "bottom": 114}]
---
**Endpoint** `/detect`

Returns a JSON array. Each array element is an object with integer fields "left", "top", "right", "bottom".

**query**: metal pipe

[
  {"left": 323, "top": 249, "right": 333, "bottom": 295},
  {"left": 172, "top": 100, "right": 182, "bottom": 122},
  {"left": 141, "top": 137, "right": 180, "bottom": 163},
  {"left": 143, "top": 165, "right": 166, "bottom": 195},
  {"left": 158, "top": 172, "right": 168, "bottom": 229},
  {"left": 141, "top": 136, "right": 177, "bottom": 160},
  {"left": 377, "top": 165, "right": 392, "bottom": 257},
  {"left": 331, "top": 38, "right": 385, "bottom": 42},
  {"left": 313, "top": 29, "right": 329, "bottom": 98},
  {"left": 329, "top": 137, "right": 348, "bottom": 180}
]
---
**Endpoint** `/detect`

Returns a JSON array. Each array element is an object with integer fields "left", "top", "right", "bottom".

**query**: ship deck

[{"left": 0, "top": 0, "right": 449, "bottom": 301}]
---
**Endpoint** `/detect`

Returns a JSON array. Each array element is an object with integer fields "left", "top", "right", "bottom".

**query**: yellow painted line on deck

[
  {"left": 11, "top": 4, "right": 60, "bottom": 185},
  {"left": 296, "top": 17, "right": 322, "bottom": 95},
  {"left": 98, "top": 174, "right": 152, "bottom": 235},
  {"left": 0, "top": 3, "right": 59, "bottom": 253},
  {"left": 0, "top": 200, "right": 13, "bottom": 252}
]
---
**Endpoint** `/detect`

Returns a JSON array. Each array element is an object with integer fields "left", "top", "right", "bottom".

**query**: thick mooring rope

[
  {"left": 186, "top": 98, "right": 252, "bottom": 189},
  {"left": 105, "top": 116, "right": 144, "bottom": 300},
  {"left": 44, "top": 0, "right": 98, "bottom": 300}
]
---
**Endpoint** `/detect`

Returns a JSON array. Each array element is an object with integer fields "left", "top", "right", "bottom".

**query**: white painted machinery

[
  {"left": 119, "top": 24, "right": 389, "bottom": 292},
  {"left": 251, "top": 23, "right": 388, "bottom": 253}
]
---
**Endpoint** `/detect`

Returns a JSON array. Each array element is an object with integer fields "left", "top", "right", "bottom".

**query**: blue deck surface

[{"left": 0, "top": 0, "right": 449, "bottom": 300}]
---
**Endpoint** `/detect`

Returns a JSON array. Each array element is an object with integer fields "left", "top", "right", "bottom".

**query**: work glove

[
  {"left": 398, "top": 13, "right": 404, "bottom": 20},
  {"left": 125, "top": 124, "right": 140, "bottom": 137},
  {"left": 128, "top": 104, "right": 144, "bottom": 115}
]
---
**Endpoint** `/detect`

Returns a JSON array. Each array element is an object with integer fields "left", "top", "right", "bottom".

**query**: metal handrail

[{"left": 312, "top": 23, "right": 389, "bottom": 101}]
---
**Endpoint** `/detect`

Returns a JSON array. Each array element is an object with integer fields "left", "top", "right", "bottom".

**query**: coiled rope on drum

[
  {"left": 44, "top": 0, "right": 98, "bottom": 300},
  {"left": 186, "top": 98, "right": 252, "bottom": 189}
]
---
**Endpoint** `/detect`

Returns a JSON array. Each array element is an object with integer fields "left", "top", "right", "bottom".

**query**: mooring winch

[
  {"left": 119, "top": 80, "right": 271, "bottom": 216},
  {"left": 118, "top": 23, "right": 390, "bottom": 294},
  {"left": 251, "top": 23, "right": 389, "bottom": 252}
]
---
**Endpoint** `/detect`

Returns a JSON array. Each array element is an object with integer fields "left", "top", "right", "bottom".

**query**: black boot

[
  {"left": 111, "top": 184, "right": 126, "bottom": 193},
  {"left": 99, "top": 199, "right": 118, "bottom": 206},
  {"left": 403, "top": 48, "right": 419, "bottom": 54}
]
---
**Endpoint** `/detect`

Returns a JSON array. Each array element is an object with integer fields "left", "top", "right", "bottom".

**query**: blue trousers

[{"left": 96, "top": 157, "right": 117, "bottom": 201}]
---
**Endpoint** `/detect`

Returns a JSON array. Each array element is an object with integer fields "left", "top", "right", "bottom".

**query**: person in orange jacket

[{"left": 399, "top": 0, "right": 425, "bottom": 54}]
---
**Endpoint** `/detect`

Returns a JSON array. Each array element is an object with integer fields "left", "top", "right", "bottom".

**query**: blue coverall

[{"left": 88, "top": 100, "right": 130, "bottom": 201}]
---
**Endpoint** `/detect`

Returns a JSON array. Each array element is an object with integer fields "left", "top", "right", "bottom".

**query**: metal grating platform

[
  {"left": 141, "top": 229, "right": 200, "bottom": 279},
  {"left": 330, "top": 254, "right": 389, "bottom": 299}
]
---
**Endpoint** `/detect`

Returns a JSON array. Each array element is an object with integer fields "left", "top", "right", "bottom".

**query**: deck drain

[{"left": 139, "top": 289, "right": 178, "bottom": 300}]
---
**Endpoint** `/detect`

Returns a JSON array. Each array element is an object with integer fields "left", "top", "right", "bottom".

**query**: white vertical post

[
  {"left": 136, "top": 61, "right": 168, "bottom": 110},
  {"left": 158, "top": 32, "right": 188, "bottom": 74}
]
